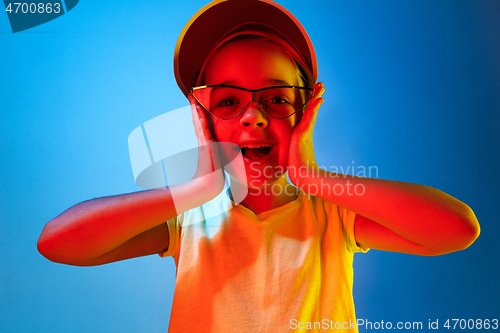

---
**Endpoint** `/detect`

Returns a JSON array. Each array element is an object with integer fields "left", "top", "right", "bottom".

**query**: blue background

[{"left": 1, "top": 0, "right": 499, "bottom": 332}]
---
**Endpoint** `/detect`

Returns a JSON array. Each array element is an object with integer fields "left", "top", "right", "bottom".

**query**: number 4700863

[
  {"left": 5, "top": 3, "right": 61, "bottom": 14},
  {"left": 444, "top": 319, "right": 498, "bottom": 330}
]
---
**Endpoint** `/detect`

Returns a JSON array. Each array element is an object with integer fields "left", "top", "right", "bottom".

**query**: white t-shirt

[{"left": 160, "top": 189, "right": 369, "bottom": 332}]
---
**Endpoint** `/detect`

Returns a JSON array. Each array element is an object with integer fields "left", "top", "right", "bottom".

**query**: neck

[{"left": 228, "top": 175, "right": 299, "bottom": 215}]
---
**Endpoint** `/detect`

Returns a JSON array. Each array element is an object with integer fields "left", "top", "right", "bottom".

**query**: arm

[
  {"left": 38, "top": 96, "right": 223, "bottom": 266},
  {"left": 287, "top": 83, "right": 480, "bottom": 256},
  {"left": 38, "top": 185, "right": 195, "bottom": 266},
  {"left": 292, "top": 173, "right": 479, "bottom": 255}
]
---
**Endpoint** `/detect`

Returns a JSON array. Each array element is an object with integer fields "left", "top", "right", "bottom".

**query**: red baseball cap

[{"left": 174, "top": 0, "right": 318, "bottom": 97}]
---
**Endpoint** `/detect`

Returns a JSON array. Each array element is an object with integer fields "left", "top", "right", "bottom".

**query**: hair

[{"left": 196, "top": 34, "right": 311, "bottom": 88}]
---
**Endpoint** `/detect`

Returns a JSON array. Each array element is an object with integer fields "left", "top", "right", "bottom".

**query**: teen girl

[{"left": 38, "top": 1, "right": 480, "bottom": 332}]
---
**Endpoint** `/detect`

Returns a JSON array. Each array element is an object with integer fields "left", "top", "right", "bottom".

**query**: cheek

[
  {"left": 210, "top": 117, "right": 236, "bottom": 142},
  {"left": 275, "top": 122, "right": 295, "bottom": 154},
  {"left": 283, "top": 115, "right": 300, "bottom": 135},
  {"left": 293, "top": 110, "right": 303, "bottom": 128},
  {"left": 208, "top": 117, "right": 223, "bottom": 140}
]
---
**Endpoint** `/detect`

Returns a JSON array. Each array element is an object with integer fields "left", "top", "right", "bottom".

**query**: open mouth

[{"left": 240, "top": 144, "right": 273, "bottom": 160}]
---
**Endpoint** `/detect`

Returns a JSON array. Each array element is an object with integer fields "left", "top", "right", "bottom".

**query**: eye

[
  {"left": 216, "top": 98, "right": 239, "bottom": 107},
  {"left": 266, "top": 95, "right": 291, "bottom": 105}
]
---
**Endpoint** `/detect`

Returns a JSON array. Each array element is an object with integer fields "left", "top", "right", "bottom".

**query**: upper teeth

[{"left": 241, "top": 144, "right": 271, "bottom": 148}]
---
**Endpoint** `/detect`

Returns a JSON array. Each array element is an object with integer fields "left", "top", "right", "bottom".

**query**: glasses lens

[
  {"left": 193, "top": 86, "right": 313, "bottom": 119},
  {"left": 256, "top": 87, "right": 313, "bottom": 119},
  {"left": 193, "top": 87, "right": 251, "bottom": 119}
]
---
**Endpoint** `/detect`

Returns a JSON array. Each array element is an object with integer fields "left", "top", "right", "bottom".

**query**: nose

[{"left": 239, "top": 101, "right": 269, "bottom": 128}]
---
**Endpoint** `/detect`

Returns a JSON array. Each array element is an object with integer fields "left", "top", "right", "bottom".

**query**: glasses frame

[{"left": 191, "top": 84, "right": 315, "bottom": 120}]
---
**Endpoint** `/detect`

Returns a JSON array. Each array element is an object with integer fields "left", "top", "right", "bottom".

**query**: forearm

[
  {"left": 290, "top": 165, "right": 480, "bottom": 252},
  {"left": 37, "top": 178, "right": 213, "bottom": 264}
]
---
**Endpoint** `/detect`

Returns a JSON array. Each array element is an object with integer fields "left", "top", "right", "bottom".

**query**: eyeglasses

[{"left": 191, "top": 85, "right": 314, "bottom": 120}]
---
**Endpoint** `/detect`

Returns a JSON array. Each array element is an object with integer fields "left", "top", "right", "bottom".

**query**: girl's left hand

[{"left": 288, "top": 82, "right": 325, "bottom": 186}]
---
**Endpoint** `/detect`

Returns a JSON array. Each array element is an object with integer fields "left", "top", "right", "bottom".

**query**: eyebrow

[
  {"left": 218, "top": 80, "right": 239, "bottom": 85},
  {"left": 266, "top": 78, "right": 294, "bottom": 86},
  {"left": 216, "top": 79, "right": 294, "bottom": 86}
]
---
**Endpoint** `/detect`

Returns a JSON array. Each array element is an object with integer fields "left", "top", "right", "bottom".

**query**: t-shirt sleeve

[
  {"left": 339, "top": 206, "right": 370, "bottom": 253},
  {"left": 158, "top": 216, "right": 180, "bottom": 258}
]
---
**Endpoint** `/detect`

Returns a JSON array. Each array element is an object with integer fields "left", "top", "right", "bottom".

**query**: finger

[
  {"left": 312, "top": 82, "right": 325, "bottom": 100},
  {"left": 189, "top": 94, "right": 214, "bottom": 146},
  {"left": 196, "top": 105, "right": 215, "bottom": 143},
  {"left": 189, "top": 94, "right": 202, "bottom": 137},
  {"left": 307, "top": 97, "right": 324, "bottom": 130},
  {"left": 299, "top": 97, "right": 323, "bottom": 133},
  {"left": 193, "top": 109, "right": 216, "bottom": 147},
  {"left": 303, "top": 82, "right": 325, "bottom": 117},
  {"left": 194, "top": 107, "right": 221, "bottom": 173},
  {"left": 188, "top": 93, "right": 200, "bottom": 118},
  {"left": 298, "top": 83, "right": 325, "bottom": 132}
]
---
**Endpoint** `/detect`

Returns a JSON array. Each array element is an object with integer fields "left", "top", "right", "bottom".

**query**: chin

[{"left": 249, "top": 171, "right": 290, "bottom": 190}]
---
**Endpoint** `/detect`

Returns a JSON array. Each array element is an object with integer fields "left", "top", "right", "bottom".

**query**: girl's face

[{"left": 202, "top": 38, "right": 304, "bottom": 188}]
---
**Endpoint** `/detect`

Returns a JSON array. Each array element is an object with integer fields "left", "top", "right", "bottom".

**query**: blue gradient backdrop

[{"left": 1, "top": 1, "right": 499, "bottom": 332}]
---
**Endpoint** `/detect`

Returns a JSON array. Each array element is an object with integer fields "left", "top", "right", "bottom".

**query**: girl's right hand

[{"left": 188, "top": 94, "right": 226, "bottom": 199}]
